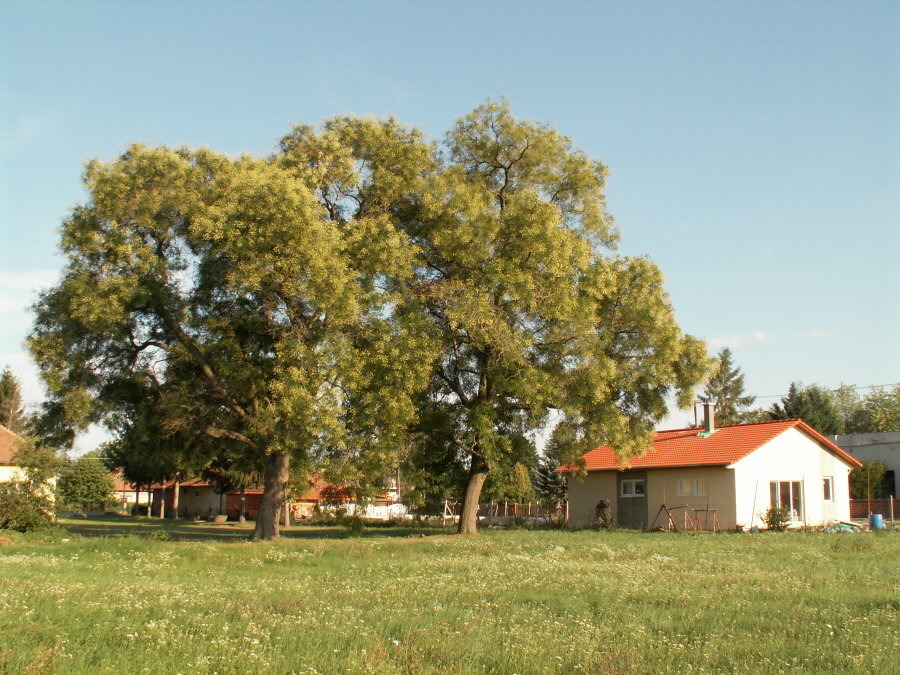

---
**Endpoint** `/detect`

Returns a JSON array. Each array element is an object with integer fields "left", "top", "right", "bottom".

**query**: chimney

[{"left": 703, "top": 402, "right": 716, "bottom": 434}]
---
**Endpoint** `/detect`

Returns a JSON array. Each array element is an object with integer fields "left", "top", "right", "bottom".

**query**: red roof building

[{"left": 565, "top": 416, "right": 861, "bottom": 531}]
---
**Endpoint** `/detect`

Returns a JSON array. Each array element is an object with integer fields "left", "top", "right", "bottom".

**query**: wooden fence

[{"left": 441, "top": 500, "right": 568, "bottom": 522}]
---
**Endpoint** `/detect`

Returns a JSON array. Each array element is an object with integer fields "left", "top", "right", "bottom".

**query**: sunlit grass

[{"left": 0, "top": 519, "right": 896, "bottom": 673}]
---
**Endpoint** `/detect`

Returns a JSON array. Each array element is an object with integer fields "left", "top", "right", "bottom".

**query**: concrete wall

[
  {"left": 834, "top": 431, "right": 899, "bottom": 495},
  {"left": 732, "top": 427, "right": 853, "bottom": 528}
]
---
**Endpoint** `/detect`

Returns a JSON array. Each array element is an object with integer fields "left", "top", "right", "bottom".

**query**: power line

[{"left": 751, "top": 382, "right": 899, "bottom": 400}]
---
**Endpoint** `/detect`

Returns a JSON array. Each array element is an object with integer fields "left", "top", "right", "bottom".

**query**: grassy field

[{"left": 0, "top": 518, "right": 897, "bottom": 674}]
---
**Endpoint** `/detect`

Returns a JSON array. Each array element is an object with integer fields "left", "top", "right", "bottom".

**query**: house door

[{"left": 617, "top": 471, "right": 648, "bottom": 529}]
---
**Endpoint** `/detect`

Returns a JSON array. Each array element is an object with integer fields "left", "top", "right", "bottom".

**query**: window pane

[
  {"left": 696, "top": 479, "right": 709, "bottom": 496},
  {"left": 679, "top": 479, "right": 693, "bottom": 495},
  {"left": 823, "top": 477, "right": 833, "bottom": 501},
  {"left": 634, "top": 480, "right": 645, "bottom": 496},
  {"left": 622, "top": 482, "right": 633, "bottom": 496},
  {"left": 780, "top": 482, "right": 791, "bottom": 509},
  {"left": 770, "top": 482, "right": 778, "bottom": 506},
  {"left": 792, "top": 482, "right": 803, "bottom": 519}
]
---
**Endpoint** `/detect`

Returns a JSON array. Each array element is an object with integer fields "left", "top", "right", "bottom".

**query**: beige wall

[
  {"left": 645, "top": 466, "right": 736, "bottom": 530},
  {"left": 566, "top": 471, "right": 617, "bottom": 526},
  {"left": 732, "top": 427, "right": 853, "bottom": 528},
  {"left": 568, "top": 466, "right": 736, "bottom": 529}
]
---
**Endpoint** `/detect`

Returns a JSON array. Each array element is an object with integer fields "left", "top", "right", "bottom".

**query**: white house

[{"left": 565, "top": 409, "right": 861, "bottom": 530}]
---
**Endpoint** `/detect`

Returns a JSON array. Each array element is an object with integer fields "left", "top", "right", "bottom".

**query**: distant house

[
  {"left": 150, "top": 477, "right": 330, "bottom": 520},
  {"left": 0, "top": 424, "right": 25, "bottom": 483},
  {"left": 564, "top": 406, "right": 861, "bottom": 530}
]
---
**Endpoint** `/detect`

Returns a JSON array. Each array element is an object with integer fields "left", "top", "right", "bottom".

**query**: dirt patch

[{"left": 0, "top": 535, "right": 16, "bottom": 547}]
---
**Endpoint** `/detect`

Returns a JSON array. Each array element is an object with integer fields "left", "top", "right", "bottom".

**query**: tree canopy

[{"left": 29, "top": 101, "right": 708, "bottom": 537}]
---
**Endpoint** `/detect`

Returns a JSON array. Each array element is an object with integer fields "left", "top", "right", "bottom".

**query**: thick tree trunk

[
  {"left": 251, "top": 452, "right": 290, "bottom": 540},
  {"left": 458, "top": 456, "right": 489, "bottom": 535}
]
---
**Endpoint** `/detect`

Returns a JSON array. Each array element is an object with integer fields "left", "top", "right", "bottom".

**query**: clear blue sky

[{"left": 2, "top": 1, "right": 898, "bottom": 447}]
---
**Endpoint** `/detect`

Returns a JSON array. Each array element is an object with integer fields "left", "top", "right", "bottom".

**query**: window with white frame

[
  {"left": 620, "top": 479, "right": 646, "bottom": 497},
  {"left": 823, "top": 476, "right": 834, "bottom": 502},
  {"left": 769, "top": 481, "right": 804, "bottom": 520},
  {"left": 677, "top": 478, "right": 709, "bottom": 497}
]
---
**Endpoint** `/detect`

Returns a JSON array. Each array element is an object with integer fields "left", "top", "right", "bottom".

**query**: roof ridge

[{"left": 656, "top": 418, "right": 799, "bottom": 434}]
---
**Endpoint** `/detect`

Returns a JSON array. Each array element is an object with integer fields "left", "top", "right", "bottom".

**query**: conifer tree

[
  {"left": 0, "top": 367, "right": 26, "bottom": 432},
  {"left": 698, "top": 348, "right": 756, "bottom": 425},
  {"left": 769, "top": 382, "right": 843, "bottom": 435}
]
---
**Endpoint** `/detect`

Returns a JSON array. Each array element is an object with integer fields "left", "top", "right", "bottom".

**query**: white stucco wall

[
  {"left": 0, "top": 465, "right": 26, "bottom": 483},
  {"left": 731, "top": 427, "right": 853, "bottom": 528}
]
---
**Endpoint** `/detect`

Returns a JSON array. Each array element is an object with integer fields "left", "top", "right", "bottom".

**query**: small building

[
  {"left": 833, "top": 431, "right": 899, "bottom": 496},
  {"left": 0, "top": 424, "right": 26, "bottom": 483},
  {"left": 564, "top": 407, "right": 861, "bottom": 530}
]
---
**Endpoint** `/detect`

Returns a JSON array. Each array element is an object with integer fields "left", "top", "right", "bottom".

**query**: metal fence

[{"left": 849, "top": 498, "right": 897, "bottom": 520}]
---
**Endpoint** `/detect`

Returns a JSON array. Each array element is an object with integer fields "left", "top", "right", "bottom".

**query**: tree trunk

[
  {"left": 172, "top": 477, "right": 180, "bottom": 518},
  {"left": 239, "top": 485, "right": 246, "bottom": 524},
  {"left": 458, "top": 456, "right": 489, "bottom": 535},
  {"left": 251, "top": 452, "right": 290, "bottom": 540}
]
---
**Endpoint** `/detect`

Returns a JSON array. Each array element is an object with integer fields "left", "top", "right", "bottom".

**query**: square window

[{"left": 620, "top": 479, "right": 645, "bottom": 497}]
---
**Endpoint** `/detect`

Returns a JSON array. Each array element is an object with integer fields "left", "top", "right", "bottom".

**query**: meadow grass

[{"left": 0, "top": 518, "right": 896, "bottom": 674}]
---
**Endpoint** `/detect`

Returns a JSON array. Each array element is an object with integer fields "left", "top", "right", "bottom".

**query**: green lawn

[{"left": 0, "top": 518, "right": 896, "bottom": 674}]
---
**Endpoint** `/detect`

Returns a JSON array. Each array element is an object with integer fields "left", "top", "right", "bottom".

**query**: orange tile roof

[
  {"left": 0, "top": 425, "right": 24, "bottom": 465},
  {"left": 570, "top": 419, "right": 861, "bottom": 471}
]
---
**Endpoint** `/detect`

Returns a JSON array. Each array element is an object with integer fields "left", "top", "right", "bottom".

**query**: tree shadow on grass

[{"left": 60, "top": 515, "right": 452, "bottom": 542}]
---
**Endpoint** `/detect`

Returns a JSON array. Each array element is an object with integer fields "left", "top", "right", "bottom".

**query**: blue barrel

[{"left": 869, "top": 513, "right": 885, "bottom": 530}]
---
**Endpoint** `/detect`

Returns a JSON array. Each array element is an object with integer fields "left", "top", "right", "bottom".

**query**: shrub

[
  {"left": 763, "top": 505, "right": 791, "bottom": 531},
  {"left": 0, "top": 482, "right": 55, "bottom": 532},
  {"left": 0, "top": 442, "right": 61, "bottom": 533},
  {"left": 343, "top": 515, "right": 365, "bottom": 537}
]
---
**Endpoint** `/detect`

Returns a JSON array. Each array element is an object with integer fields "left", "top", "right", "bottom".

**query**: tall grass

[{"left": 0, "top": 519, "right": 896, "bottom": 673}]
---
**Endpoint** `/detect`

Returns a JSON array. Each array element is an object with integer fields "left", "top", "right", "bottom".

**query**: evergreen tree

[
  {"left": 769, "top": 382, "right": 843, "bottom": 435},
  {"left": 0, "top": 367, "right": 26, "bottom": 432},
  {"left": 532, "top": 435, "right": 568, "bottom": 507},
  {"left": 698, "top": 348, "right": 756, "bottom": 425}
]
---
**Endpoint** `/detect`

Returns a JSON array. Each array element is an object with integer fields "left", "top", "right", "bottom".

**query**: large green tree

[
  {"left": 30, "top": 130, "right": 432, "bottom": 540},
  {"left": 58, "top": 450, "right": 115, "bottom": 511},
  {"left": 401, "top": 101, "right": 708, "bottom": 533},
  {"left": 698, "top": 347, "right": 756, "bottom": 425},
  {"left": 0, "top": 367, "right": 26, "bottom": 432}
]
